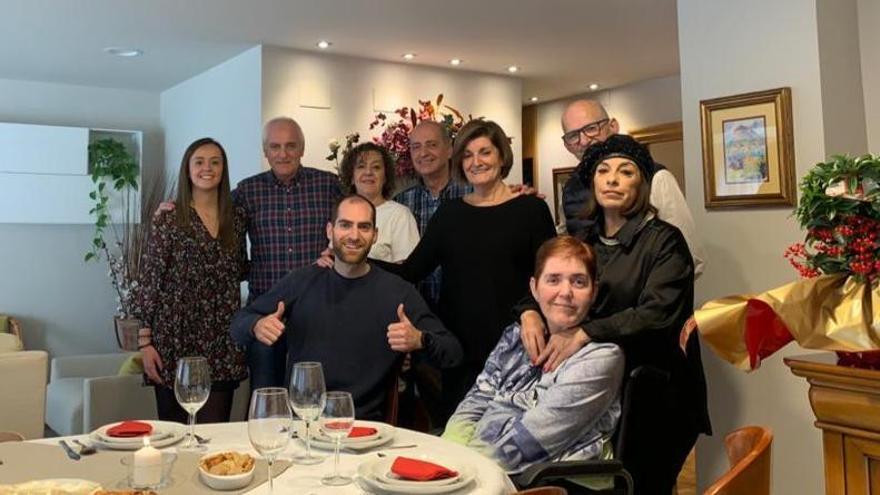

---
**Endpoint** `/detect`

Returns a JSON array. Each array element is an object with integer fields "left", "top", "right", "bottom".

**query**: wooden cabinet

[{"left": 785, "top": 354, "right": 880, "bottom": 494}]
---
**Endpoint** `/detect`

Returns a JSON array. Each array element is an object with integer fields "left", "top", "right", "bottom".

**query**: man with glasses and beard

[
  {"left": 230, "top": 194, "right": 462, "bottom": 420},
  {"left": 558, "top": 100, "right": 705, "bottom": 277}
]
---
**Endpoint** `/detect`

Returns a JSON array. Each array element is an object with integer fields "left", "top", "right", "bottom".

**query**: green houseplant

[{"left": 85, "top": 137, "right": 160, "bottom": 350}]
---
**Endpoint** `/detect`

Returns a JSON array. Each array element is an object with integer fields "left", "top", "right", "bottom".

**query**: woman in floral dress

[{"left": 134, "top": 137, "right": 248, "bottom": 423}]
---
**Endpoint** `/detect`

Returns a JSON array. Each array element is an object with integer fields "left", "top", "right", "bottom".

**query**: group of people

[{"left": 130, "top": 99, "right": 711, "bottom": 493}]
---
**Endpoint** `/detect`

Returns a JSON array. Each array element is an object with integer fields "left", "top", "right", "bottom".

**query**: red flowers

[{"left": 785, "top": 214, "right": 880, "bottom": 281}]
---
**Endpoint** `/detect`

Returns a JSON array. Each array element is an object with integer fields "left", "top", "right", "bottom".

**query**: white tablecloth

[{"left": 37, "top": 421, "right": 516, "bottom": 494}]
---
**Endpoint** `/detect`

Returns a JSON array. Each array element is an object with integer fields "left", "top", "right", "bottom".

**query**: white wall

[
  {"left": 533, "top": 75, "right": 682, "bottom": 221},
  {"left": 160, "top": 46, "right": 263, "bottom": 187},
  {"left": 859, "top": 0, "right": 880, "bottom": 150},
  {"left": 678, "top": 1, "right": 838, "bottom": 493},
  {"left": 0, "top": 78, "right": 161, "bottom": 356},
  {"left": 261, "top": 46, "right": 523, "bottom": 182}
]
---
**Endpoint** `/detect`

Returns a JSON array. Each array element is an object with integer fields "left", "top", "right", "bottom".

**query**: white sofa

[
  {"left": 46, "top": 353, "right": 251, "bottom": 436},
  {"left": 46, "top": 352, "right": 157, "bottom": 436},
  {"left": 0, "top": 333, "right": 48, "bottom": 439}
]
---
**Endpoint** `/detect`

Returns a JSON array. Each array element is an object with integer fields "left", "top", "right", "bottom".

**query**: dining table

[{"left": 8, "top": 420, "right": 517, "bottom": 494}]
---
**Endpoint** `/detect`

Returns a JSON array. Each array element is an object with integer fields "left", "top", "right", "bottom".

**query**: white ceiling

[{"left": 0, "top": 0, "right": 679, "bottom": 103}]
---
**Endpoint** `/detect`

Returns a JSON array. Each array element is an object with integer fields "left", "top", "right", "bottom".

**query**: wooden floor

[{"left": 675, "top": 448, "right": 697, "bottom": 495}]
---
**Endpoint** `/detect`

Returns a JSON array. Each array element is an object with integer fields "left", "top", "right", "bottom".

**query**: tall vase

[{"left": 114, "top": 316, "right": 141, "bottom": 351}]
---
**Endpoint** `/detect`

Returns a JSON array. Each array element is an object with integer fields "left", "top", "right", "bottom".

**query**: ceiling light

[
  {"left": 450, "top": 59, "right": 462, "bottom": 66},
  {"left": 507, "top": 65, "right": 519, "bottom": 73},
  {"left": 589, "top": 83, "right": 600, "bottom": 91},
  {"left": 316, "top": 40, "right": 332, "bottom": 49},
  {"left": 402, "top": 53, "right": 416, "bottom": 60},
  {"left": 103, "top": 47, "right": 143, "bottom": 58},
  {"left": 529, "top": 96, "right": 539, "bottom": 102}
]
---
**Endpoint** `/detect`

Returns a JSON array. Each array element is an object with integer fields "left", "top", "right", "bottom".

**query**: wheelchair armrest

[{"left": 516, "top": 459, "right": 624, "bottom": 487}]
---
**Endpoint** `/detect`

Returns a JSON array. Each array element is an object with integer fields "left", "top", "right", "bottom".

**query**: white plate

[
  {"left": 297, "top": 420, "right": 394, "bottom": 451},
  {"left": 369, "top": 457, "right": 462, "bottom": 487},
  {"left": 89, "top": 420, "right": 185, "bottom": 450},
  {"left": 5, "top": 478, "right": 102, "bottom": 494},
  {"left": 357, "top": 456, "right": 475, "bottom": 495}
]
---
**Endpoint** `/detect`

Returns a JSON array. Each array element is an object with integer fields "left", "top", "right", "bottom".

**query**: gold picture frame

[
  {"left": 552, "top": 167, "right": 576, "bottom": 225},
  {"left": 700, "top": 87, "right": 796, "bottom": 208}
]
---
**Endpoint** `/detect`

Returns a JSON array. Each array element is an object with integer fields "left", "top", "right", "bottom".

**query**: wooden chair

[
  {"left": 0, "top": 431, "right": 25, "bottom": 443},
  {"left": 515, "top": 487, "right": 568, "bottom": 495},
  {"left": 703, "top": 426, "right": 772, "bottom": 495}
]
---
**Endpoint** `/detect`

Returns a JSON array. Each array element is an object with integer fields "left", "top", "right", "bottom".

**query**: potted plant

[{"left": 85, "top": 137, "right": 163, "bottom": 350}]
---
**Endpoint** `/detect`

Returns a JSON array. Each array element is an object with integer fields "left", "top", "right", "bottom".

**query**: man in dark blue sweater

[{"left": 230, "top": 194, "right": 462, "bottom": 419}]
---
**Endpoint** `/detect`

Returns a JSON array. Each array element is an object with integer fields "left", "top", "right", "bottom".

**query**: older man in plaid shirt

[{"left": 233, "top": 117, "right": 342, "bottom": 388}]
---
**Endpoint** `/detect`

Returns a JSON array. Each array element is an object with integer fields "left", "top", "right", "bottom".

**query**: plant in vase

[
  {"left": 692, "top": 153, "right": 880, "bottom": 370},
  {"left": 84, "top": 137, "right": 164, "bottom": 350}
]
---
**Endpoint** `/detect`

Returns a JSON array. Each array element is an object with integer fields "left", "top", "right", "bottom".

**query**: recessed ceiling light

[
  {"left": 450, "top": 58, "right": 462, "bottom": 66},
  {"left": 529, "top": 96, "right": 539, "bottom": 102},
  {"left": 316, "top": 40, "right": 332, "bottom": 49},
  {"left": 402, "top": 53, "right": 416, "bottom": 60},
  {"left": 507, "top": 65, "right": 519, "bottom": 73},
  {"left": 103, "top": 47, "right": 143, "bottom": 58},
  {"left": 589, "top": 83, "right": 600, "bottom": 91}
]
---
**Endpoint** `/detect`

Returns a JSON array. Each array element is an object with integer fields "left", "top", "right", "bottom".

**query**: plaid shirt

[
  {"left": 233, "top": 168, "right": 342, "bottom": 300},
  {"left": 393, "top": 179, "right": 472, "bottom": 307}
]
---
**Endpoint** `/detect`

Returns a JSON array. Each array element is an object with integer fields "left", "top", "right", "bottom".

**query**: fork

[
  {"left": 194, "top": 434, "right": 211, "bottom": 444},
  {"left": 72, "top": 439, "right": 97, "bottom": 455}
]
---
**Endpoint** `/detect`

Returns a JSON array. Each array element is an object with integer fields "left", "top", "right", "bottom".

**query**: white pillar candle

[{"left": 133, "top": 437, "right": 162, "bottom": 487}]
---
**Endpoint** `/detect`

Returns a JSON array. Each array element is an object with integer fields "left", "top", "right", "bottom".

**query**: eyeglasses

[{"left": 561, "top": 118, "right": 610, "bottom": 145}]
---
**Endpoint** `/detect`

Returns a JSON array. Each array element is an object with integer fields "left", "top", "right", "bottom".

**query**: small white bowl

[{"left": 198, "top": 452, "right": 255, "bottom": 491}]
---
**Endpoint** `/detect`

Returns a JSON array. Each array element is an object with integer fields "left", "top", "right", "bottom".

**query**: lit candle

[{"left": 133, "top": 437, "right": 162, "bottom": 487}]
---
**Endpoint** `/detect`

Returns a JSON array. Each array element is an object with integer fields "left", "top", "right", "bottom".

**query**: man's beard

[{"left": 332, "top": 238, "right": 369, "bottom": 265}]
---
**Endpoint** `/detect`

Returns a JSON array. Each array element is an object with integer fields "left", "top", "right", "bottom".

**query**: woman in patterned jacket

[{"left": 134, "top": 137, "right": 248, "bottom": 423}]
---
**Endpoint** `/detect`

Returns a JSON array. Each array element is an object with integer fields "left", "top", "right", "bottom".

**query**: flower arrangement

[
  {"left": 691, "top": 153, "right": 880, "bottom": 371},
  {"left": 784, "top": 154, "right": 880, "bottom": 282},
  {"left": 327, "top": 94, "right": 472, "bottom": 177}
]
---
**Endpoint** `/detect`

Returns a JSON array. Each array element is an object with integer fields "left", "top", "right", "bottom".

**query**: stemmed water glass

[
  {"left": 320, "top": 391, "right": 355, "bottom": 486},
  {"left": 174, "top": 356, "right": 210, "bottom": 451},
  {"left": 248, "top": 388, "right": 292, "bottom": 495},
  {"left": 289, "top": 361, "right": 326, "bottom": 465}
]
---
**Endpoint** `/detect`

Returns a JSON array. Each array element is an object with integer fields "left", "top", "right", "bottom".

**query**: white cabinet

[{"left": 0, "top": 123, "right": 142, "bottom": 224}]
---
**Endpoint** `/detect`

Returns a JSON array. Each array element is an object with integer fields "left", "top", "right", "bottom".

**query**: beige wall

[
  {"left": 859, "top": 0, "right": 880, "bottom": 150},
  {"left": 679, "top": 0, "right": 868, "bottom": 492},
  {"left": 261, "top": 46, "right": 523, "bottom": 183}
]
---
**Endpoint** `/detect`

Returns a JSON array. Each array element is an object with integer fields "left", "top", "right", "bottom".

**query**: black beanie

[{"left": 576, "top": 134, "right": 656, "bottom": 186}]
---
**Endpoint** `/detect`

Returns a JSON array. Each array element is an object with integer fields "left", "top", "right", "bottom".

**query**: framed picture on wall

[
  {"left": 700, "top": 87, "right": 796, "bottom": 208},
  {"left": 552, "top": 167, "right": 576, "bottom": 224}
]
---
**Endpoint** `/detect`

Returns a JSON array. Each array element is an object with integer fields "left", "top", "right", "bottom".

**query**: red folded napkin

[
  {"left": 391, "top": 456, "right": 459, "bottom": 481},
  {"left": 106, "top": 420, "right": 153, "bottom": 438},
  {"left": 348, "top": 426, "right": 378, "bottom": 438}
]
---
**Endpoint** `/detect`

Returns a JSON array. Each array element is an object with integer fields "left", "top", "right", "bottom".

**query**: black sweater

[
  {"left": 230, "top": 264, "right": 462, "bottom": 420},
  {"left": 380, "top": 195, "right": 557, "bottom": 369}
]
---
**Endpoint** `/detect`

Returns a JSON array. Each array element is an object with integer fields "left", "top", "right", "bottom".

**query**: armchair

[
  {"left": 45, "top": 353, "right": 157, "bottom": 436},
  {"left": 0, "top": 350, "right": 48, "bottom": 439}
]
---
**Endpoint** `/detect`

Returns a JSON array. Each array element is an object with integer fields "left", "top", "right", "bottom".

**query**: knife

[{"left": 59, "top": 440, "right": 81, "bottom": 461}]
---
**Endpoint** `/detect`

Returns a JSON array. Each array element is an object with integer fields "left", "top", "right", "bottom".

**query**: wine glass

[
  {"left": 289, "top": 361, "right": 326, "bottom": 465},
  {"left": 174, "top": 356, "right": 210, "bottom": 451},
  {"left": 320, "top": 391, "right": 355, "bottom": 486},
  {"left": 248, "top": 388, "right": 292, "bottom": 495}
]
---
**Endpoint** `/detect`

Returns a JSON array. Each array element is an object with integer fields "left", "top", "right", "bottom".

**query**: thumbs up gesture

[
  {"left": 386, "top": 303, "right": 424, "bottom": 352},
  {"left": 254, "top": 301, "right": 286, "bottom": 346}
]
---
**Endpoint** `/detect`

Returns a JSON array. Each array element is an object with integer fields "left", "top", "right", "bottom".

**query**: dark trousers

[{"left": 153, "top": 382, "right": 237, "bottom": 424}]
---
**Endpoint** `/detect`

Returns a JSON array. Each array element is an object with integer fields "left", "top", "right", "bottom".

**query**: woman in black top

[
  {"left": 381, "top": 120, "right": 556, "bottom": 422},
  {"left": 518, "top": 134, "right": 710, "bottom": 494}
]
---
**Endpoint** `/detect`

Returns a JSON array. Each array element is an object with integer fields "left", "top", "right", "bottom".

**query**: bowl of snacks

[{"left": 198, "top": 451, "right": 256, "bottom": 490}]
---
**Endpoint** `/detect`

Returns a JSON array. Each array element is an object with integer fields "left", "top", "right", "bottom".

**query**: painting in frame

[
  {"left": 700, "top": 87, "right": 796, "bottom": 208},
  {"left": 552, "top": 167, "right": 576, "bottom": 227}
]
